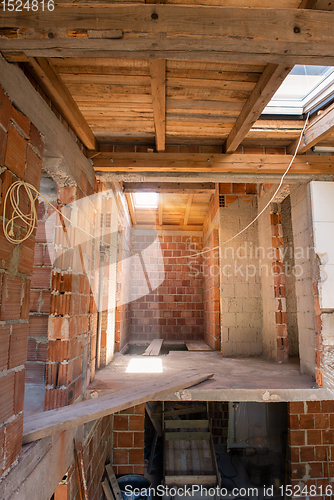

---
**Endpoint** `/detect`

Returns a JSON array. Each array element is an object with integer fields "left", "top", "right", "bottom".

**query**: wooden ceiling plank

[
  {"left": 298, "top": 0, "right": 318, "bottom": 8},
  {"left": 183, "top": 194, "right": 193, "bottom": 226},
  {"left": 122, "top": 182, "right": 215, "bottom": 193},
  {"left": 223, "top": 63, "right": 293, "bottom": 153},
  {"left": 287, "top": 103, "right": 334, "bottom": 154},
  {"left": 25, "top": 57, "right": 98, "bottom": 151},
  {"left": 149, "top": 59, "right": 166, "bottom": 151},
  {"left": 92, "top": 152, "right": 334, "bottom": 175}
]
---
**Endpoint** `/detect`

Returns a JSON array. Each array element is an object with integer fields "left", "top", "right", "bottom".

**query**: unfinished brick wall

[
  {"left": 54, "top": 416, "right": 112, "bottom": 500},
  {"left": 130, "top": 231, "right": 204, "bottom": 342},
  {"left": 288, "top": 401, "right": 334, "bottom": 495},
  {"left": 112, "top": 404, "right": 145, "bottom": 476},
  {"left": 27, "top": 184, "right": 57, "bottom": 385},
  {"left": 209, "top": 402, "right": 229, "bottom": 448},
  {"left": 45, "top": 175, "right": 99, "bottom": 410},
  {"left": 0, "top": 85, "right": 43, "bottom": 475},
  {"left": 219, "top": 183, "right": 262, "bottom": 356},
  {"left": 203, "top": 186, "right": 220, "bottom": 350}
]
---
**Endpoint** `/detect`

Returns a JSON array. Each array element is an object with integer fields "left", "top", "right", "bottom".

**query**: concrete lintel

[
  {"left": 0, "top": 53, "right": 95, "bottom": 188},
  {"left": 96, "top": 172, "right": 334, "bottom": 184},
  {"left": 160, "top": 388, "right": 333, "bottom": 403}
]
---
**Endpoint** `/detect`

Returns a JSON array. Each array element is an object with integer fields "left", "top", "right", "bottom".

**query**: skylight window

[
  {"left": 133, "top": 192, "right": 159, "bottom": 210},
  {"left": 263, "top": 65, "right": 334, "bottom": 116}
]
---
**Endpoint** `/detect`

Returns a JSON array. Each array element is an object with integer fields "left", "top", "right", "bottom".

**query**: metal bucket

[{"left": 117, "top": 474, "right": 152, "bottom": 500}]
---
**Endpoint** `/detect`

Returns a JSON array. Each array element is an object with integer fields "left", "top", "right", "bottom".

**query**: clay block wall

[
  {"left": 112, "top": 404, "right": 145, "bottom": 476},
  {"left": 288, "top": 401, "right": 334, "bottom": 494},
  {"left": 219, "top": 183, "right": 262, "bottom": 356},
  {"left": 55, "top": 416, "right": 112, "bottom": 500},
  {"left": 130, "top": 232, "right": 204, "bottom": 342},
  {"left": 0, "top": 85, "right": 43, "bottom": 475},
  {"left": 203, "top": 186, "right": 220, "bottom": 350},
  {"left": 45, "top": 175, "right": 98, "bottom": 410},
  {"left": 290, "top": 184, "right": 317, "bottom": 379},
  {"left": 26, "top": 187, "right": 56, "bottom": 385}
]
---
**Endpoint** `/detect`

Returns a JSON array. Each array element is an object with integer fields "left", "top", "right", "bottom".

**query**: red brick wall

[
  {"left": 55, "top": 416, "right": 112, "bottom": 500},
  {"left": 26, "top": 197, "right": 55, "bottom": 384},
  {"left": 209, "top": 402, "right": 229, "bottom": 448},
  {"left": 0, "top": 85, "right": 43, "bottom": 474},
  {"left": 203, "top": 187, "right": 220, "bottom": 350},
  {"left": 270, "top": 210, "right": 289, "bottom": 363},
  {"left": 45, "top": 176, "right": 98, "bottom": 410},
  {"left": 288, "top": 401, "right": 334, "bottom": 495},
  {"left": 130, "top": 232, "right": 204, "bottom": 342},
  {"left": 112, "top": 404, "right": 145, "bottom": 476}
]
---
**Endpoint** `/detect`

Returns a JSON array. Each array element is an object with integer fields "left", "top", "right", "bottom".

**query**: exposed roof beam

[
  {"left": 183, "top": 194, "right": 193, "bottom": 226},
  {"left": 125, "top": 193, "right": 136, "bottom": 225},
  {"left": 92, "top": 152, "right": 334, "bottom": 175},
  {"left": 287, "top": 103, "right": 334, "bottom": 155},
  {"left": 25, "top": 57, "right": 98, "bottom": 151},
  {"left": 298, "top": 0, "right": 318, "bottom": 8},
  {"left": 223, "top": 64, "right": 292, "bottom": 153},
  {"left": 158, "top": 193, "right": 163, "bottom": 226},
  {"left": 149, "top": 60, "right": 166, "bottom": 152},
  {"left": 123, "top": 182, "right": 215, "bottom": 193},
  {"left": 1, "top": 7, "right": 334, "bottom": 65}
]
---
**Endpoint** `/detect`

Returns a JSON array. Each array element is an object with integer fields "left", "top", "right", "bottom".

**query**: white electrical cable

[{"left": 3, "top": 114, "right": 309, "bottom": 257}]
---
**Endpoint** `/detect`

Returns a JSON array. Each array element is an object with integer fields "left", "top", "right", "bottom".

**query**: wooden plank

[
  {"left": 142, "top": 338, "right": 163, "bottom": 356},
  {"left": 165, "top": 432, "right": 211, "bottom": 440},
  {"left": 164, "top": 475, "right": 217, "bottom": 485},
  {"left": 105, "top": 464, "right": 123, "bottom": 500},
  {"left": 223, "top": 64, "right": 293, "bottom": 153},
  {"left": 122, "top": 182, "right": 215, "bottom": 193},
  {"left": 287, "top": 103, "right": 334, "bottom": 154},
  {"left": 186, "top": 341, "right": 212, "bottom": 351},
  {"left": 102, "top": 480, "right": 113, "bottom": 500},
  {"left": 22, "top": 372, "right": 214, "bottom": 444},
  {"left": 93, "top": 152, "right": 334, "bottom": 175},
  {"left": 148, "top": 431, "right": 158, "bottom": 475},
  {"left": 149, "top": 60, "right": 166, "bottom": 151},
  {"left": 165, "top": 420, "right": 209, "bottom": 429},
  {"left": 158, "top": 193, "right": 163, "bottom": 226},
  {"left": 25, "top": 57, "right": 98, "bottom": 151},
  {"left": 183, "top": 194, "right": 193, "bottom": 226},
  {"left": 153, "top": 405, "right": 208, "bottom": 419},
  {"left": 298, "top": 0, "right": 318, "bottom": 7},
  {"left": 146, "top": 402, "right": 163, "bottom": 437}
]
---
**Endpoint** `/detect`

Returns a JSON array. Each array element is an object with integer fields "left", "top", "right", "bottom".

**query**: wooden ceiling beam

[
  {"left": 1, "top": 7, "right": 334, "bottom": 65},
  {"left": 149, "top": 60, "right": 166, "bottom": 152},
  {"left": 183, "top": 194, "right": 193, "bottom": 226},
  {"left": 298, "top": 0, "right": 318, "bottom": 8},
  {"left": 223, "top": 64, "right": 293, "bottom": 153},
  {"left": 133, "top": 224, "right": 202, "bottom": 232},
  {"left": 125, "top": 193, "right": 136, "bottom": 225},
  {"left": 287, "top": 102, "right": 334, "bottom": 155},
  {"left": 25, "top": 57, "right": 98, "bottom": 151},
  {"left": 123, "top": 182, "right": 215, "bottom": 193},
  {"left": 158, "top": 193, "right": 163, "bottom": 226},
  {"left": 92, "top": 152, "right": 334, "bottom": 175}
]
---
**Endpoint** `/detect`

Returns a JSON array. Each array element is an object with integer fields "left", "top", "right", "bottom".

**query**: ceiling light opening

[{"left": 133, "top": 192, "right": 159, "bottom": 210}]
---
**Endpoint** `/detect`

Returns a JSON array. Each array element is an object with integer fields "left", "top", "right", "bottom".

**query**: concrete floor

[{"left": 88, "top": 351, "right": 332, "bottom": 402}]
